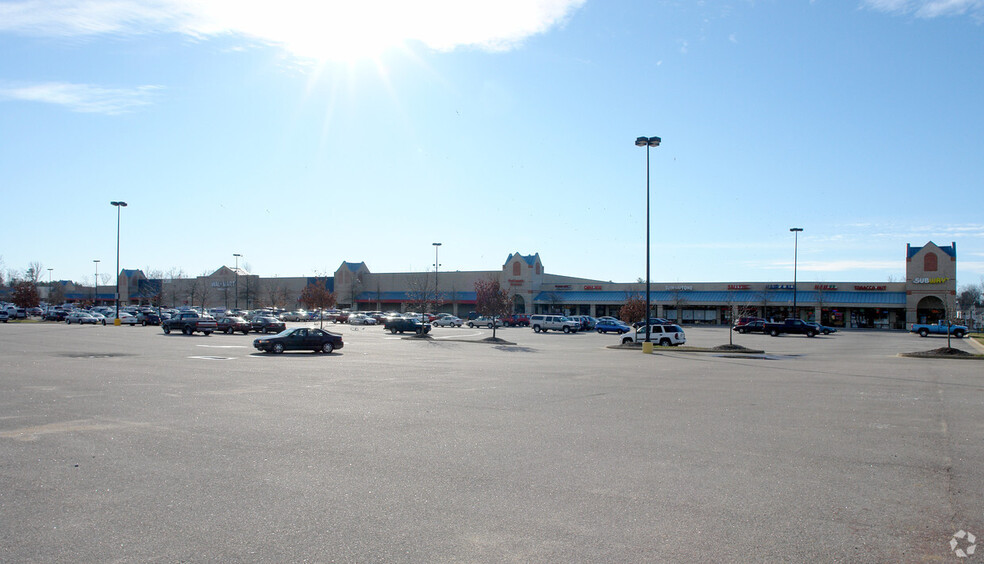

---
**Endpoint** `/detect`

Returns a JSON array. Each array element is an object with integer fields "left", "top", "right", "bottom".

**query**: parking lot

[{"left": 1, "top": 322, "right": 983, "bottom": 562}]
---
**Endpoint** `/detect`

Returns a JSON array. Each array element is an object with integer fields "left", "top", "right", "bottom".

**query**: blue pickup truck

[{"left": 910, "top": 321, "right": 968, "bottom": 338}]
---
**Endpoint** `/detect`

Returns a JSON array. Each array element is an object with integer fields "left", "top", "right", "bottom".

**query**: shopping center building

[{"left": 64, "top": 241, "right": 958, "bottom": 330}]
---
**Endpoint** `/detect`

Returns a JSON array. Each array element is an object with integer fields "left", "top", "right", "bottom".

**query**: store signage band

[
  {"left": 814, "top": 284, "right": 838, "bottom": 291},
  {"left": 854, "top": 285, "right": 887, "bottom": 291},
  {"left": 583, "top": 285, "right": 602, "bottom": 290},
  {"left": 728, "top": 284, "right": 750, "bottom": 290}
]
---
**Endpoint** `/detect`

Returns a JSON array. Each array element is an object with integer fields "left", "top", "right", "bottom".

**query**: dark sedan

[
  {"left": 251, "top": 316, "right": 286, "bottom": 333},
  {"left": 217, "top": 316, "right": 252, "bottom": 334},
  {"left": 254, "top": 327, "right": 344, "bottom": 354},
  {"left": 383, "top": 317, "right": 431, "bottom": 334},
  {"left": 733, "top": 320, "right": 767, "bottom": 334}
]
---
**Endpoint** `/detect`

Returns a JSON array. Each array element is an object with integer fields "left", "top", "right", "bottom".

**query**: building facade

[{"left": 60, "top": 241, "right": 958, "bottom": 330}]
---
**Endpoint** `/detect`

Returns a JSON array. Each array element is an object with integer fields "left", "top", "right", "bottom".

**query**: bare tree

[
  {"left": 299, "top": 278, "right": 337, "bottom": 329},
  {"left": 26, "top": 261, "right": 44, "bottom": 284},
  {"left": 474, "top": 277, "right": 511, "bottom": 340},
  {"left": 619, "top": 296, "right": 646, "bottom": 325}
]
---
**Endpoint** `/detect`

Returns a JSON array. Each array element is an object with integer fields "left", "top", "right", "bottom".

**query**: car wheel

[
  {"left": 203, "top": 331, "right": 212, "bottom": 336},
  {"left": 390, "top": 328, "right": 397, "bottom": 334},
  {"left": 321, "top": 342, "right": 334, "bottom": 353},
  {"left": 163, "top": 325, "right": 171, "bottom": 334},
  {"left": 533, "top": 325, "right": 541, "bottom": 333},
  {"left": 823, "top": 330, "right": 831, "bottom": 335},
  {"left": 918, "top": 328, "right": 929, "bottom": 337},
  {"left": 563, "top": 326, "right": 571, "bottom": 334},
  {"left": 242, "top": 330, "right": 250, "bottom": 335},
  {"left": 597, "top": 328, "right": 603, "bottom": 333},
  {"left": 955, "top": 330, "right": 966, "bottom": 339},
  {"left": 487, "top": 323, "right": 493, "bottom": 329},
  {"left": 806, "top": 331, "right": 816, "bottom": 338},
  {"left": 66, "top": 319, "right": 71, "bottom": 324},
  {"left": 102, "top": 320, "right": 107, "bottom": 326},
  {"left": 770, "top": 329, "right": 780, "bottom": 337},
  {"left": 659, "top": 338, "right": 670, "bottom": 346},
  {"left": 622, "top": 337, "right": 631, "bottom": 345},
  {"left": 272, "top": 343, "right": 284, "bottom": 354},
  {"left": 183, "top": 326, "right": 192, "bottom": 335}
]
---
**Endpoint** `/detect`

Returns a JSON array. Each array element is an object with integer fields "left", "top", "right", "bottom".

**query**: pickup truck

[
  {"left": 910, "top": 321, "right": 968, "bottom": 338},
  {"left": 763, "top": 318, "right": 818, "bottom": 337},
  {"left": 162, "top": 311, "right": 218, "bottom": 335}
]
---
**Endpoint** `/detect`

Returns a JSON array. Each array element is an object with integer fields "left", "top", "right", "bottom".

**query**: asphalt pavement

[{"left": 1, "top": 322, "right": 982, "bottom": 562}]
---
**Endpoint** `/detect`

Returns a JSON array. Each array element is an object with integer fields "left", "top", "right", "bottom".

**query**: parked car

[
  {"left": 217, "top": 316, "right": 251, "bottom": 334},
  {"left": 348, "top": 313, "right": 378, "bottom": 325},
  {"left": 529, "top": 314, "right": 580, "bottom": 333},
  {"left": 162, "top": 311, "right": 218, "bottom": 335},
  {"left": 0, "top": 310, "right": 8, "bottom": 323},
  {"left": 115, "top": 312, "right": 140, "bottom": 325},
  {"left": 251, "top": 316, "right": 286, "bottom": 333},
  {"left": 43, "top": 310, "right": 68, "bottom": 322},
  {"left": 433, "top": 315, "right": 463, "bottom": 327},
  {"left": 733, "top": 319, "right": 767, "bottom": 334},
  {"left": 805, "top": 321, "right": 837, "bottom": 335},
  {"left": 467, "top": 316, "right": 504, "bottom": 329},
  {"left": 383, "top": 317, "right": 432, "bottom": 334},
  {"left": 596, "top": 319, "right": 631, "bottom": 334},
  {"left": 632, "top": 317, "right": 670, "bottom": 329},
  {"left": 253, "top": 327, "right": 344, "bottom": 354},
  {"left": 763, "top": 319, "right": 817, "bottom": 337},
  {"left": 501, "top": 314, "right": 530, "bottom": 327},
  {"left": 137, "top": 312, "right": 162, "bottom": 326},
  {"left": 65, "top": 311, "right": 99, "bottom": 325},
  {"left": 333, "top": 311, "right": 351, "bottom": 323},
  {"left": 910, "top": 320, "right": 968, "bottom": 338},
  {"left": 27, "top": 307, "right": 43, "bottom": 317},
  {"left": 621, "top": 324, "right": 687, "bottom": 346}
]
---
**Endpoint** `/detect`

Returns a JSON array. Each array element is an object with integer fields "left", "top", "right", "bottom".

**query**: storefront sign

[
  {"left": 814, "top": 284, "right": 838, "bottom": 290},
  {"left": 210, "top": 281, "right": 235, "bottom": 288},
  {"left": 728, "top": 284, "right": 750, "bottom": 290},
  {"left": 854, "top": 285, "right": 887, "bottom": 291},
  {"left": 508, "top": 279, "right": 524, "bottom": 286},
  {"left": 583, "top": 285, "right": 602, "bottom": 290},
  {"left": 766, "top": 284, "right": 794, "bottom": 290},
  {"left": 554, "top": 285, "right": 571, "bottom": 290},
  {"left": 665, "top": 285, "right": 693, "bottom": 291},
  {"left": 912, "top": 277, "right": 949, "bottom": 284}
]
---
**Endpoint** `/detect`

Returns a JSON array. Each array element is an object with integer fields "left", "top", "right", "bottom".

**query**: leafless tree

[
  {"left": 474, "top": 277, "right": 511, "bottom": 339},
  {"left": 26, "top": 261, "right": 44, "bottom": 284}
]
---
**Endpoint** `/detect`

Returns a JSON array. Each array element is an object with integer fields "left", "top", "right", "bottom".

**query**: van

[{"left": 529, "top": 314, "right": 580, "bottom": 333}]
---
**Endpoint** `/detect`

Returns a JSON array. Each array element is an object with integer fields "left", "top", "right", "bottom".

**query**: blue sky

[{"left": 1, "top": 0, "right": 982, "bottom": 287}]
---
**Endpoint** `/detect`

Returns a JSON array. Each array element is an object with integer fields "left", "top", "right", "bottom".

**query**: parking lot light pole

[
  {"left": 636, "top": 135, "right": 661, "bottom": 343},
  {"left": 111, "top": 201, "right": 127, "bottom": 323},
  {"left": 432, "top": 243, "right": 441, "bottom": 309},
  {"left": 93, "top": 260, "right": 100, "bottom": 304},
  {"left": 233, "top": 253, "right": 242, "bottom": 310},
  {"left": 790, "top": 227, "right": 803, "bottom": 319}
]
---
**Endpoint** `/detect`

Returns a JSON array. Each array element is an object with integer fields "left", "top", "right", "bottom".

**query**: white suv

[
  {"left": 529, "top": 314, "right": 580, "bottom": 333},
  {"left": 621, "top": 324, "right": 686, "bottom": 346}
]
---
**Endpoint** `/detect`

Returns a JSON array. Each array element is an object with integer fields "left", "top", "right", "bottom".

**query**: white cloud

[
  {"left": 0, "top": 82, "right": 162, "bottom": 114},
  {"left": 862, "top": 0, "right": 984, "bottom": 20},
  {"left": 0, "top": 0, "right": 587, "bottom": 60}
]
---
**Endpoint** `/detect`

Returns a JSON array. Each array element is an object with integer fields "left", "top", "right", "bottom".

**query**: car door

[{"left": 284, "top": 328, "right": 307, "bottom": 351}]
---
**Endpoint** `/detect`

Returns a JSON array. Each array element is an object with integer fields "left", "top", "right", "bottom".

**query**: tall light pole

[
  {"left": 47, "top": 268, "right": 53, "bottom": 284},
  {"left": 233, "top": 253, "right": 242, "bottom": 310},
  {"left": 111, "top": 201, "right": 127, "bottom": 322},
  {"left": 93, "top": 260, "right": 100, "bottom": 305},
  {"left": 636, "top": 135, "right": 661, "bottom": 344},
  {"left": 790, "top": 227, "right": 803, "bottom": 319},
  {"left": 432, "top": 243, "right": 441, "bottom": 310}
]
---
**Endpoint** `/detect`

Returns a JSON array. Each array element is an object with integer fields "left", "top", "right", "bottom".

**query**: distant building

[{"left": 59, "top": 242, "right": 959, "bottom": 330}]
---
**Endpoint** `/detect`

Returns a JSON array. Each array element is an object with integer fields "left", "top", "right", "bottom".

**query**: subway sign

[{"left": 912, "top": 277, "right": 950, "bottom": 284}]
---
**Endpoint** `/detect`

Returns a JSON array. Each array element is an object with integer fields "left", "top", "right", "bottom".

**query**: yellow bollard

[
  {"left": 642, "top": 341, "right": 654, "bottom": 354},
  {"left": 114, "top": 318, "right": 122, "bottom": 326}
]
